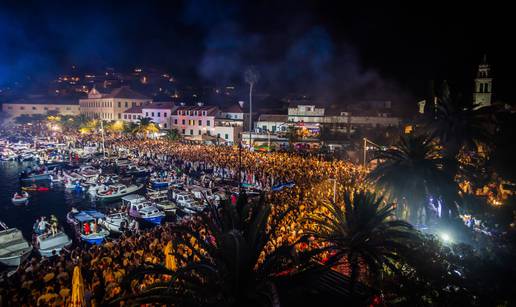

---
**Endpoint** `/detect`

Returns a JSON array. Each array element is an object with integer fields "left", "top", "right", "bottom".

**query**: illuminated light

[
  {"left": 439, "top": 232, "right": 452, "bottom": 243},
  {"left": 404, "top": 125, "right": 413, "bottom": 134}
]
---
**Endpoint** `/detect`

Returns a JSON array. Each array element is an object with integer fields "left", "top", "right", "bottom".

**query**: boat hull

[
  {"left": 81, "top": 234, "right": 107, "bottom": 245},
  {"left": 143, "top": 216, "right": 164, "bottom": 225},
  {"left": 0, "top": 248, "right": 32, "bottom": 267}
]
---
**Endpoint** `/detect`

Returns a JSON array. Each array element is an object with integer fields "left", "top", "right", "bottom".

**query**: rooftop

[
  {"left": 257, "top": 114, "right": 288, "bottom": 122},
  {"left": 87, "top": 86, "right": 149, "bottom": 100},
  {"left": 123, "top": 105, "right": 144, "bottom": 114},
  {"left": 142, "top": 101, "right": 175, "bottom": 110},
  {"left": 3, "top": 96, "right": 79, "bottom": 105}
]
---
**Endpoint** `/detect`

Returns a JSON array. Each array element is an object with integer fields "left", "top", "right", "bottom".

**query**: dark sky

[{"left": 1, "top": 0, "right": 514, "bottom": 104}]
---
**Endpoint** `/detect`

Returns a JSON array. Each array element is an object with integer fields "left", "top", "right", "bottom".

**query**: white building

[
  {"left": 255, "top": 114, "right": 289, "bottom": 132},
  {"left": 79, "top": 86, "right": 150, "bottom": 120},
  {"left": 121, "top": 105, "right": 143, "bottom": 123},
  {"left": 214, "top": 125, "right": 243, "bottom": 144},
  {"left": 218, "top": 101, "right": 249, "bottom": 129},
  {"left": 2, "top": 97, "right": 80, "bottom": 118},
  {"left": 288, "top": 103, "right": 325, "bottom": 124},
  {"left": 142, "top": 102, "right": 176, "bottom": 129},
  {"left": 171, "top": 104, "right": 219, "bottom": 137}
]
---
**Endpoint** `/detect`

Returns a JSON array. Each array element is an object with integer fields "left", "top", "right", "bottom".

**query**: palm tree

[
  {"left": 164, "top": 128, "right": 181, "bottom": 141},
  {"left": 305, "top": 190, "right": 418, "bottom": 293},
  {"left": 425, "top": 82, "right": 494, "bottom": 164},
  {"left": 132, "top": 117, "right": 158, "bottom": 136},
  {"left": 367, "top": 134, "right": 458, "bottom": 223},
  {"left": 116, "top": 194, "right": 315, "bottom": 306}
]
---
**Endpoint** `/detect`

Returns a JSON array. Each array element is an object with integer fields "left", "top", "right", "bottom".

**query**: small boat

[
  {"left": 66, "top": 210, "right": 109, "bottom": 244},
  {"left": 49, "top": 174, "right": 64, "bottom": 183},
  {"left": 148, "top": 189, "right": 177, "bottom": 215},
  {"left": 34, "top": 230, "right": 72, "bottom": 257},
  {"left": 172, "top": 191, "right": 204, "bottom": 213},
  {"left": 11, "top": 191, "right": 29, "bottom": 204},
  {"left": 22, "top": 186, "right": 49, "bottom": 192},
  {"left": 20, "top": 172, "right": 51, "bottom": 182},
  {"left": 123, "top": 195, "right": 165, "bottom": 225},
  {"left": 98, "top": 212, "right": 131, "bottom": 233},
  {"left": 94, "top": 183, "right": 144, "bottom": 201},
  {"left": 0, "top": 222, "right": 32, "bottom": 266}
]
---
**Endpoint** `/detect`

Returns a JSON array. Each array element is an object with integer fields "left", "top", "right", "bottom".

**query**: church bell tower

[{"left": 473, "top": 55, "right": 492, "bottom": 108}]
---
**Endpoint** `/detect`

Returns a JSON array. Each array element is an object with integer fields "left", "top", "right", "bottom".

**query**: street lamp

[
  {"left": 362, "top": 137, "right": 382, "bottom": 168},
  {"left": 245, "top": 68, "right": 259, "bottom": 149}
]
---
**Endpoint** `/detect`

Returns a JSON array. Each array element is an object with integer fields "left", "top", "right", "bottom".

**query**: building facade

[
  {"left": 255, "top": 114, "right": 289, "bottom": 132},
  {"left": 142, "top": 102, "right": 176, "bottom": 129},
  {"left": 171, "top": 104, "right": 218, "bottom": 137},
  {"left": 2, "top": 98, "right": 80, "bottom": 118},
  {"left": 473, "top": 55, "right": 493, "bottom": 108},
  {"left": 122, "top": 106, "right": 143, "bottom": 123},
  {"left": 79, "top": 86, "right": 150, "bottom": 120}
]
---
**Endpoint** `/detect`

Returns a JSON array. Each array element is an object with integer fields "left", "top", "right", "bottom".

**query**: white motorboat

[
  {"left": 172, "top": 191, "right": 204, "bottom": 213},
  {"left": 0, "top": 223, "right": 32, "bottom": 266},
  {"left": 11, "top": 191, "right": 29, "bottom": 204},
  {"left": 88, "top": 183, "right": 108, "bottom": 198},
  {"left": 34, "top": 230, "right": 72, "bottom": 257},
  {"left": 123, "top": 194, "right": 165, "bottom": 225},
  {"left": 99, "top": 212, "right": 131, "bottom": 233},
  {"left": 49, "top": 174, "right": 64, "bottom": 183},
  {"left": 94, "top": 183, "right": 144, "bottom": 201},
  {"left": 148, "top": 189, "right": 176, "bottom": 214}
]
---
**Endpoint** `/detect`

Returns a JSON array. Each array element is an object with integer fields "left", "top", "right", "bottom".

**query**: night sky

[{"left": 1, "top": 0, "right": 514, "bottom": 104}]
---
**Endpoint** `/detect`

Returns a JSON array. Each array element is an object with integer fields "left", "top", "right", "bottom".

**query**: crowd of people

[{"left": 1, "top": 136, "right": 369, "bottom": 305}]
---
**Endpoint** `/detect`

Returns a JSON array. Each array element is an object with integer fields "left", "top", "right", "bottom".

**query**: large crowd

[{"left": 1, "top": 136, "right": 368, "bottom": 306}]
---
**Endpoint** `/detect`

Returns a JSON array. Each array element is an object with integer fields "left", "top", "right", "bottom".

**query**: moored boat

[
  {"left": 66, "top": 210, "right": 109, "bottom": 244},
  {"left": 98, "top": 212, "right": 131, "bottom": 233},
  {"left": 123, "top": 194, "right": 165, "bottom": 225},
  {"left": 11, "top": 191, "right": 29, "bottom": 204},
  {"left": 34, "top": 231, "right": 72, "bottom": 257},
  {"left": 0, "top": 222, "right": 32, "bottom": 266},
  {"left": 94, "top": 183, "right": 144, "bottom": 201}
]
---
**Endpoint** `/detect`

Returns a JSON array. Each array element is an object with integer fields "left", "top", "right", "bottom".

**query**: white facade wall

[
  {"left": 171, "top": 114, "right": 217, "bottom": 136},
  {"left": 2, "top": 103, "right": 80, "bottom": 117},
  {"left": 214, "top": 125, "right": 242, "bottom": 144},
  {"left": 79, "top": 98, "right": 149, "bottom": 120},
  {"left": 255, "top": 120, "right": 288, "bottom": 132},
  {"left": 143, "top": 108, "right": 172, "bottom": 129}
]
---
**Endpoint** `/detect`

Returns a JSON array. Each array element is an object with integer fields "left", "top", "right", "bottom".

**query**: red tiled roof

[
  {"left": 104, "top": 86, "right": 149, "bottom": 100},
  {"left": 142, "top": 101, "right": 175, "bottom": 110},
  {"left": 123, "top": 106, "right": 143, "bottom": 114}
]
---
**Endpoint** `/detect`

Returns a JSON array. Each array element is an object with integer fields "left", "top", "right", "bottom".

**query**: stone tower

[{"left": 473, "top": 55, "right": 492, "bottom": 108}]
